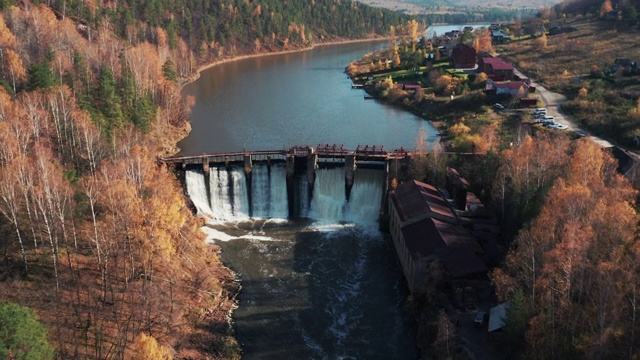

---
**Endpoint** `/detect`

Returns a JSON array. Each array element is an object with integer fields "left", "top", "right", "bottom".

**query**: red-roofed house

[
  {"left": 493, "top": 81, "right": 529, "bottom": 96},
  {"left": 478, "top": 57, "right": 514, "bottom": 81}
]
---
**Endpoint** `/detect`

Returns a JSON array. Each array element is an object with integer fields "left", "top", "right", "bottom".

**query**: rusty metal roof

[
  {"left": 391, "top": 180, "right": 456, "bottom": 222},
  {"left": 401, "top": 217, "right": 487, "bottom": 278}
]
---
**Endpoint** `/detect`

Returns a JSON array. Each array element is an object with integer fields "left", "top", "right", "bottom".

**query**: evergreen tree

[
  {"left": 0, "top": 302, "right": 55, "bottom": 360},
  {"left": 26, "top": 62, "right": 55, "bottom": 91},
  {"left": 96, "top": 65, "right": 123, "bottom": 129}
]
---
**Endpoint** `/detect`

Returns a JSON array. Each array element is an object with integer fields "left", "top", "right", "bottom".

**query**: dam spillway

[
  {"left": 168, "top": 145, "right": 411, "bottom": 223},
  {"left": 184, "top": 163, "right": 386, "bottom": 223}
]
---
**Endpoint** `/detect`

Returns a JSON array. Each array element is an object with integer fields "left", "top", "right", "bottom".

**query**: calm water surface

[{"left": 179, "top": 41, "right": 438, "bottom": 154}]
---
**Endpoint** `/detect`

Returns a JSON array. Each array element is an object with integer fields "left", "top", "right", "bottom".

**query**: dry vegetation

[
  {"left": 0, "top": 4, "right": 240, "bottom": 359},
  {"left": 500, "top": 15, "right": 640, "bottom": 146}
]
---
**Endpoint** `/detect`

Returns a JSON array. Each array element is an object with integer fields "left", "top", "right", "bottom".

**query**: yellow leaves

[
  {"left": 533, "top": 33, "right": 548, "bottom": 50},
  {"left": 0, "top": 14, "right": 17, "bottom": 48},
  {"left": 130, "top": 333, "right": 173, "bottom": 360},
  {"left": 600, "top": 0, "right": 614, "bottom": 17},
  {"left": 448, "top": 122, "right": 470, "bottom": 138}
]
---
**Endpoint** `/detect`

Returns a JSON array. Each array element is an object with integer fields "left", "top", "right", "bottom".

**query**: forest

[{"left": 0, "top": 0, "right": 417, "bottom": 358}]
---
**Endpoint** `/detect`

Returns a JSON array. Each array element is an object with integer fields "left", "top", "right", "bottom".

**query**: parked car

[
  {"left": 533, "top": 107, "right": 547, "bottom": 114},
  {"left": 493, "top": 103, "right": 505, "bottom": 110},
  {"left": 552, "top": 123, "right": 568, "bottom": 130},
  {"left": 474, "top": 311, "right": 487, "bottom": 327},
  {"left": 542, "top": 115, "right": 555, "bottom": 122}
]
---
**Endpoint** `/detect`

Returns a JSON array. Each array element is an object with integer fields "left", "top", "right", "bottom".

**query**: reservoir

[
  {"left": 180, "top": 41, "right": 436, "bottom": 359},
  {"left": 179, "top": 41, "right": 438, "bottom": 154}
]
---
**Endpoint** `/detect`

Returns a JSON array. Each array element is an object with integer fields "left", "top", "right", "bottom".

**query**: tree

[
  {"left": 96, "top": 65, "right": 123, "bottom": 129},
  {"left": 0, "top": 302, "right": 55, "bottom": 360},
  {"left": 533, "top": 33, "right": 547, "bottom": 50},
  {"left": 129, "top": 333, "right": 173, "bottom": 360},
  {"left": 600, "top": 0, "right": 614, "bottom": 17},
  {"left": 27, "top": 62, "right": 56, "bottom": 91}
]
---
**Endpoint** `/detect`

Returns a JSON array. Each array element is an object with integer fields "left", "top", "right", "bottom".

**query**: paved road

[{"left": 512, "top": 67, "right": 613, "bottom": 148}]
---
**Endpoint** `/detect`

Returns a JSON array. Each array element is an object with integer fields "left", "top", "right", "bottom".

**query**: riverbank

[{"left": 180, "top": 36, "right": 391, "bottom": 90}]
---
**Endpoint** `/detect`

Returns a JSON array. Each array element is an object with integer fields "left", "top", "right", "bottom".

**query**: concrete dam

[{"left": 162, "top": 145, "right": 412, "bottom": 223}]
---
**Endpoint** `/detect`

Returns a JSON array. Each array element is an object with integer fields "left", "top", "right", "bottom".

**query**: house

[
  {"left": 402, "top": 83, "right": 422, "bottom": 91},
  {"left": 478, "top": 57, "right": 514, "bottom": 81},
  {"left": 451, "top": 43, "right": 477, "bottom": 69},
  {"left": 614, "top": 58, "right": 639, "bottom": 75},
  {"left": 491, "top": 30, "right": 510, "bottom": 44},
  {"left": 494, "top": 81, "right": 528, "bottom": 96},
  {"left": 389, "top": 179, "right": 490, "bottom": 295}
]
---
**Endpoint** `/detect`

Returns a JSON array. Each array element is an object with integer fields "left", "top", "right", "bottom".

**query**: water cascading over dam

[{"left": 184, "top": 163, "right": 385, "bottom": 224}]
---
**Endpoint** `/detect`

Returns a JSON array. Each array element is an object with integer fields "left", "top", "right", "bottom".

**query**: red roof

[
  {"left": 491, "top": 62, "right": 514, "bottom": 71},
  {"left": 495, "top": 81, "right": 525, "bottom": 89},
  {"left": 481, "top": 57, "right": 505, "bottom": 64},
  {"left": 391, "top": 180, "right": 456, "bottom": 222},
  {"left": 401, "top": 217, "right": 487, "bottom": 277}
]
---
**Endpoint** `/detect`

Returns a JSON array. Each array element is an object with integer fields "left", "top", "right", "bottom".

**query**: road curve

[{"left": 512, "top": 67, "right": 613, "bottom": 148}]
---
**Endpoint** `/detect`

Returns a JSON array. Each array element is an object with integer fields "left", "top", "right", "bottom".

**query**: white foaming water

[
  {"left": 251, "top": 164, "right": 270, "bottom": 218},
  {"left": 209, "top": 167, "right": 235, "bottom": 222},
  {"left": 251, "top": 164, "right": 290, "bottom": 219},
  {"left": 345, "top": 168, "right": 385, "bottom": 225},
  {"left": 185, "top": 169, "right": 213, "bottom": 217},
  {"left": 208, "top": 166, "right": 250, "bottom": 222},
  {"left": 309, "top": 167, "right": 346, "bottom": 222},
  {"left": 269, "top": 164, "right": 289, "bottom": 219},
  {"left": 229, "top": 166, "right": 250, "bottom": 219}
]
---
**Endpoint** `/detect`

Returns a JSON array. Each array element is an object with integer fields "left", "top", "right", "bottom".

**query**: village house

[
  {"left": 486, "top": 80, "right": 529, "bottom": 96},
  {"left": 451, "top": 43, "right": 477, "bottom": 69},
  {"left": 490, "top": 30, "right": 510, "bottom": 44},
  {"left": 478, "top": 57, "right": 514, "bottom": 81},
  {"left": 388, "top": 170, "right": 498, "bottom": 296}
]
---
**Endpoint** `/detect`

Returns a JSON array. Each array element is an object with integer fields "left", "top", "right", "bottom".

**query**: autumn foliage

[
  {"left": 0, "top": 4, "right": 237, "bottom": 360},
  {"left": 492, "top": 139, "right": 639, "bottom": 357}
]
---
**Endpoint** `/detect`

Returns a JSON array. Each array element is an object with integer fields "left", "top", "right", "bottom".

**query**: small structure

[
  {"left": 402, "top": 83, "right": 422, "bottom": 91},
  {"left": 488, "top": 302, "right": 509, "bottom": 333},
  {"left": 608, "top": 146, "right": 640, "bottom": 189},
  {"left": 451, "top": 43, "right": 477, "bottom": 69}
]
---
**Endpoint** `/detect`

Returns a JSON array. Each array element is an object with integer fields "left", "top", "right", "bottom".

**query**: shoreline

[{"left": 180, "top": 36, "right": 390, "bottom": 89}]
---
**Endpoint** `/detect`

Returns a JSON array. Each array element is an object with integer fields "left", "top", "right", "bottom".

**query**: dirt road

[{"left": 513, "top": 67, "right": 613, "bottom": 148}]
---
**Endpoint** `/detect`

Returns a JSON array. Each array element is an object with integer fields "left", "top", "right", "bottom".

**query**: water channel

[{"left": 180, "top": 41, "right": 439, "bottom": 359}]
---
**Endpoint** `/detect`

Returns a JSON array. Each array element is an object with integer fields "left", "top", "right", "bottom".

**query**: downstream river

[{"left": 180, "top": 41, "right": 437, "bottom": 359}]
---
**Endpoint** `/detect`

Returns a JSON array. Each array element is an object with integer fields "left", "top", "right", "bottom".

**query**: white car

[{"left": 552, "top": 123, "right": 568, "bottom": 130}]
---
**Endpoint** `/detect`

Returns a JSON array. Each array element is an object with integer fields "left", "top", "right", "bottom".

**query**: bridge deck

[{"left": 161, "top": 145, "right": 411, "bottom": 164}]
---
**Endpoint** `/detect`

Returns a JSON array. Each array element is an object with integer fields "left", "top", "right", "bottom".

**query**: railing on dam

[{"left": 160, "top": 145, "right": 411, "bottom": 166}]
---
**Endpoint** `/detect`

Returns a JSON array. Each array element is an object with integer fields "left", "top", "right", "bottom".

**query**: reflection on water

[{"left": 179, "top": 41, "right": 438, "bottom": 154}]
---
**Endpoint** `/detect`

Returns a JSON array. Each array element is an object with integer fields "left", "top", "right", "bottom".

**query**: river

[{"left": 180, "top": 41, "right": 436, "bottom": 359}]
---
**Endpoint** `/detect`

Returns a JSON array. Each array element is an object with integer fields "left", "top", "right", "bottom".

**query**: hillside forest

[{"left": 0, "top": 0, "right": 416, "bottom": 359}]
